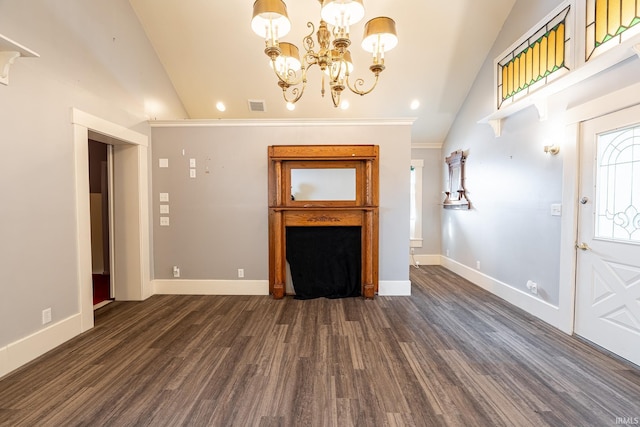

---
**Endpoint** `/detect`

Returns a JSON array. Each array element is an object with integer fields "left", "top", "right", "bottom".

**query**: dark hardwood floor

[{"left": 1, "top": 266, "right": 639, "bottom": 426}]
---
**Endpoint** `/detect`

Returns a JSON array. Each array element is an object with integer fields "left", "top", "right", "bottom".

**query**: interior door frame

[
  {"left": 559, "top": 81, "right": 640, "bottom": 334},
  {"left": 72, "top": 108, "right": 151, "bottom": 333}
]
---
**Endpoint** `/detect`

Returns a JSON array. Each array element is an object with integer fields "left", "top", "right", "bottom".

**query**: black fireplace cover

[{"left": 286, "top": 226, "right": 361, "bottom": 299}]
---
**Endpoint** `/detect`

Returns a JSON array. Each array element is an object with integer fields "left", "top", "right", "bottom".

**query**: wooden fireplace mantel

[{"left": 268, "top": 145, "right": 379, "bottom": 299}]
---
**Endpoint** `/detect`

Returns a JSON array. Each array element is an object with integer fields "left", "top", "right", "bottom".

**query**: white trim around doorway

[{"left": 71, "top": 108, "right": 150, "bottom": 332}]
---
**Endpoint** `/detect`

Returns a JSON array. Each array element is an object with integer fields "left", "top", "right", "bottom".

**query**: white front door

[{"left": 575, "top": 103, "right": 640, "bottom": 367}]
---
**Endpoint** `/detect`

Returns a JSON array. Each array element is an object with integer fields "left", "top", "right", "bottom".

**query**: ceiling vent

[{"left": 248, "top": 99, "right": 266, "bottom": 112}]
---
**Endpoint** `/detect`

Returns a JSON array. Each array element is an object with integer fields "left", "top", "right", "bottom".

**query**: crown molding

[
  {"left": 411, "top": 142, "right": 442, "bottom": 149},
  {"left": 149, "top": 118, "right": 416, "bottom": 128}
]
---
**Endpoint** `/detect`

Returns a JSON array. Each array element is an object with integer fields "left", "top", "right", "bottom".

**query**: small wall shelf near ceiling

[
  {"left": 480, "top": 41, "right": 640, "bottom": 137},
  {"left": 0, "top": 33, "right": 39, "bottom": 86}
]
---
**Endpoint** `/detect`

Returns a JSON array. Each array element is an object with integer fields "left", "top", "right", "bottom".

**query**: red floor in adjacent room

[{"left": 92, "top": 274, "right": 111, "bottom": 306}]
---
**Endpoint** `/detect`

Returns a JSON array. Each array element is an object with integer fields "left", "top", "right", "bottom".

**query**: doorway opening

[
  {"left": 88, "top": 140, "right": 113, "bottom": 308},
  {"left": 72, "top": 108, "right": 151, "bottom": 333}
]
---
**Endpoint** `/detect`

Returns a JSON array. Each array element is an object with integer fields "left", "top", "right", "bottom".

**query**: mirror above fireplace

[{"left": 290, "top": 167, "right": 356, "bottom": 201}]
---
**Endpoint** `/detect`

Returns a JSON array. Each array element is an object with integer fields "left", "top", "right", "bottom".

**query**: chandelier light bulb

[
  {"left": 324, "top": 50, "right": 353, "bottom": 79},
  {"left": 216, "top": 102, "right": 226, "bottom": 112},
  {"left": 251, "top": 0, "right": 291, "bottom": 42},
  {"left": 321, "top": 0, "right": 365, "bottom": 28},
  {"left": 361, "top": 17, "right": 398, "bottom": 54},
  {"left": 286, "top": 102, "right": 296, "bottom": 111},
  {"left": 270, "top": 42, "right": 301, "bottom": 73}
]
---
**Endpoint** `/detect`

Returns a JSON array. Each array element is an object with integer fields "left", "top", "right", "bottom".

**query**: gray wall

[
  {"left": 150, "top": 123, "right": 412, "bottom": 283},
  {"left": 0, "top": 0, "right": 186, "bottom": 347},
  {"left": 441, "top": 0, "right": 640, "bottom": 306}
]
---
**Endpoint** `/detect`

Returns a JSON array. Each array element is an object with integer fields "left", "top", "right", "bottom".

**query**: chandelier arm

[
  {"left": 345, "top": 72, "right": 380, "bottom": 96},
  {"left": 270, "top": 58, "right": 305, "bottom": 86},
  {"left": 282, "top": 79, "right": 307, "bottom": 105},
  {"left": 303, "top": 22, "right": 316, "bottom": 53},
  {"left": 327, "top": 59, "right": 348, "bottom": 84}
]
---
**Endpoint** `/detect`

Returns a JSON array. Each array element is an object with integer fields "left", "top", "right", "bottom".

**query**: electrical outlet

[
  {"left": 410, "top": 248, "right": 415, "bottom": 254},
  {"left": 173, "top": 266, "right": 180, "bottom": 278},
  {"left": 42, "top": 308, "right": 52, "bottom": 325},
  {"left": 238, "top": 268, "right": 244, "bottom": 278},
  {"left": 446, "top": 249, "right": 450, "bottom": 257},
  {"left": 476, "top": 261, "right": 481, "bottom": 270}
]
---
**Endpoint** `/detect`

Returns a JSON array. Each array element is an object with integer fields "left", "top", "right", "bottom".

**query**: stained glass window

[
  {"left": 497, "top": 6, "right": 571, "bottom": 109},
  {"left": 586, "top": 0, "right": 640, "bottom": 61},
  {"left": 595, "top": 124, "right": 640, "bottom": 243}
]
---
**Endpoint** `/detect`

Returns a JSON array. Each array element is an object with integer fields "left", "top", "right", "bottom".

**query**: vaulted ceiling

[{"left": 129, "top": 0, "right": 515, "bottom": 145}]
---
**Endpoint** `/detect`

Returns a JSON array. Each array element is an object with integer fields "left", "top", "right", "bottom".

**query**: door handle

[{"left": 576, "top": 242, "right": 591, "bottom": 251}]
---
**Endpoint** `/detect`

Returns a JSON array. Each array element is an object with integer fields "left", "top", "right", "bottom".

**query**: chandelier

[{"left": 251, "top": 0, "right": 398, "bottom": 108}]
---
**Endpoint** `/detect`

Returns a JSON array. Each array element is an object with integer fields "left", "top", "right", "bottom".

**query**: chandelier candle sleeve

[{"left": 251, "top": 0, "right": 398, "bottom": 108}]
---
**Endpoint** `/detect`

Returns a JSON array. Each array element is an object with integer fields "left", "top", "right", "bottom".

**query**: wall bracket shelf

[
  {"left": 479, "top": 40, "right": 640, "bottom": 138},
  {"left": 0, "top": 33, "right": 39, "bottom": 85}
]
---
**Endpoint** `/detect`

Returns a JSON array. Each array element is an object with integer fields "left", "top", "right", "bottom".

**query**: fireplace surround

[{"left": 268, "top": 145, "right": 379, "bottom": 299}]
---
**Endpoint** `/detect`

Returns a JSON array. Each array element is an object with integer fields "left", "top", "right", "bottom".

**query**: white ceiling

[{"left": 129, "top": 0, "right": 515, "bottom": 146}]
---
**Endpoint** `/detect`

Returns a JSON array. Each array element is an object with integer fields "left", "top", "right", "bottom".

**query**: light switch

[
  {"left": 160, "top": 204, "right": 169, "bottom": 214},
  {"left": 160, "top": 217, "right": 170, "bottom": 226},
  {"left": 190, "top": 158, "right": 196, "bottom": 168},
  {"left": 159, "top": 158, "right": 169, "bottom": 168},
  {"left": 159, "top": 192, "right": 169, "bottom": 202},
  {"left": 551, "top": 204, "right": 562, "bottom": 216},
  {"left": 190, "top": 168, "right": 196, "bottom": 178}
]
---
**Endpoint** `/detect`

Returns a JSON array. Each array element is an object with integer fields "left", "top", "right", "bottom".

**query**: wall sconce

[{"left": 544, "top": 144, "right": 560, "bottom": 155}]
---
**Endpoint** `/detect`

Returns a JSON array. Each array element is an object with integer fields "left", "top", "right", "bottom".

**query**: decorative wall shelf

[
  {"left": 480, "top": 41, "right": 640, "bottom": 137},
  {"left": 0, "top": 33, "right": 39, "bottom": 86}
]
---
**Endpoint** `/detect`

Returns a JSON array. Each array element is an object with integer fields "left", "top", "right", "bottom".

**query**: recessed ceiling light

[
  {"left": 340, "top": 100, "right": 350, "bottom": 110},
  {"left": 286, "top": 102, "right": 296, "bottom": 111},
  {"left": 410, "top": 100, "right": 420, "bottom": 110},
  {"left": 216, "top": 101, "right": 226, "bottom": 112}
]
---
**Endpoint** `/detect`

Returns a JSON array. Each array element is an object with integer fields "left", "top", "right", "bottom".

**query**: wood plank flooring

[{"left": 1, "top": 266, "right": 639, "bottom": 426}]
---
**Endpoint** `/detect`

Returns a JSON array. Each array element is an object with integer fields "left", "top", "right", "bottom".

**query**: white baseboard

[
  {"left": 379, "top": 280, "right": 411, "bottom": 296},
  {"left": 410, "top": 253, "right": 442, "bottom": 266},
  {"left": 153, "top": 279, "right": 269, "bottom": 295},
  {"left": 440, "top": 257, "right": 563, "bottom": 329},
  {"left": 0, "top": 314, "right": 82, "bottom": 379},
  {"left": 154, "top": 279, "right": 413, "bottom": 297}
]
